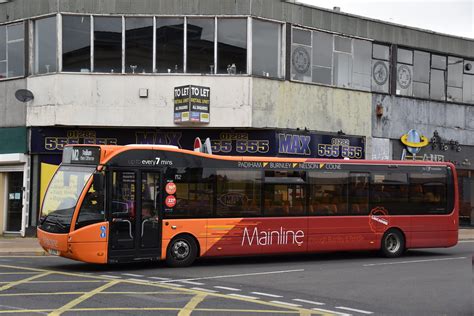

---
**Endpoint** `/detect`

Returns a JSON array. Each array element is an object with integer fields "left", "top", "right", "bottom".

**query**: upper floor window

[
  {"left": 252, "top": 19, "right": 283, "bottom": 78},
  {"left": 291, "top": 27, "right": 372, "bottom": 91},
  {"left": 0, "top": 22, "right": 25, "bottom": 79},
  {"left": 156, "top": 17, "right": 184, "bottom": 73},
  {"left": 371, "top": 44, "right": 390, "bottom": 93},
  {"left": 62, "top": 15, "right": 90, "bottom": 72},
  {"left": 34, "top": 16, "right": 57, "bottom": 74},
  {"left": 125, "top": 17, "right": 153, "bottom": 74},
  {"left": 187, "top": 17, "right": 215, "bottom": 74},
  {"left": 217, "top": 18, "right": 247, "bottom": 74},
  {"left": 94, "top": 16, "right": 122, "bottom": 73}
]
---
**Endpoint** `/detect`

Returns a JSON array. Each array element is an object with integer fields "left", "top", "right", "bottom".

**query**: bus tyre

[
  {"left": 381, "top": 229, "right": 405, "bottom": 258},
  {"left": 166, "top": 235, "right": 197, "bottom": 267}
]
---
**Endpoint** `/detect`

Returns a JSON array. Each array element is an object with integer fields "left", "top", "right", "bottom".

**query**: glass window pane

[
  {"left": 7, "top": 41, "right": 24, "bottom": 77},
  {"left": 430, "top": 69, "right": 446, "bottom": 100},
  {"left": 252, "top": 19, "right": 281, "bottom": 78},
  {"left": 413, "top": 50, "right": 429, "bottom": 83},
  {"left": 413, "top": 81, "right": 429, "bottom": 99},
  {"left": 312, "top": 66, "right": 331, "bottom": 85},
  {"left": 333, "top": 52, "right": 352, "bottom": 88},
  {"left": 371, "top": 60, "right": 390, "bottom": 93},
  {"left": 292, "top": 28, "right": 311, "bottom": 46},
  {"left": 432, "top": 54, "right": 446, "bottom": 70},
  {"left": 397, "top": 48, "right": 412, "bottom": 64},
  {"left": 156, "top": 18, "right": 184, "bottom": 73},
  {"left": 312, "top": 31, "right": 332, "bottom": 67},
  {"left": 94, "top": 16, "right": 122, "bottom": 73},
  {"left": 187, "top": 18, "right": 215, "bottom": 74},
  {"left": 352, "top": 39, "right": 371, "bottom": 91},
  {"left": 447, "top": 56, "right": 463, "bottom": 88},
  {"left": 216, "top": 170, "right": 262, "bottom": 217},
  {"left": 371, "top": 173, "right": 408, "bottom": 215},
  {"left": 0, "top": 61, "right": 5, "bottom": 78},
  {"left": 217, "top": 18, "right": 247, "bottom": 74},
  {"left": 308, "top": 171, "right": 348, "bottom": 216},
  {"left": 349, "top": 173, "right": 369, "bottom": 215},
  {"left": 334, "top": 36, "right": 351, "bottom": 53},
  {"left": 291, "top": 44, "right": 311, "bottom": 81},
  {"left": 76, "top": 174, "right": 105, "bottom": 229},
  {"left": 7, "top": 23, "right": 23, "bottom": 41},
  {"left": 34, "top": 16, "right": 57, "bottom": 74},
  {"left": 396, "top": 63, "right": 413, "bottom": 96},
  {"left": 264, "top": 171, "right": 306, "bottom": 216},
  {"left": 125, "top": 17, "right": 153, "bottom": 74},
  {"left": 62, "top": 15, "right": 91, "bottom": 72},
  {"left": 464, "top": 60, "right": 474, "bottom": 75},
  {"left": 141, "top": 172, "right": 160, "bottom": 249},
  {"left": 0, "top": 26, "right": 6, "bottom": 61},
  {"left": 373, "top": 44, "right": 389, "bottom": 60},
  {"left": 409, "top": 173, "right": 447, "bottom": 214},
  {"left": 462, "top": 74, "right": 474, "bottom": 103},
  {"left": 447, "top": 86, "right": 462, "bottom": 102}
]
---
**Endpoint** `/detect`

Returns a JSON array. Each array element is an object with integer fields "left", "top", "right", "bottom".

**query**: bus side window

[
  {"left": 308, "top": 171, "right": 348, "bottom": 216},
  {"left": 349, "top": 173, "right": 369, "bottom": 215}
]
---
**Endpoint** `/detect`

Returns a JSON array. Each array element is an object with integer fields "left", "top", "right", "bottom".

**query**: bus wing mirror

[{"left": 93, "top": 173, "right": 104, "bottom": 190}]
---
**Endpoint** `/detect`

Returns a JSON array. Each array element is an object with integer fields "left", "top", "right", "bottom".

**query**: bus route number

[{"left": 317, "top": 144, "right": 363, "bottom": 159}]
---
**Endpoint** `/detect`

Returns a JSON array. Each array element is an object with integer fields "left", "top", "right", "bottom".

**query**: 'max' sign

[{"left": 278, "top": 134, "right": 311, "bottom": 155}]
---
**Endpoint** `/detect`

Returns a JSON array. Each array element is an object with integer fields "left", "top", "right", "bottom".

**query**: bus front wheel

[
  {"left": 381, "top": 229, "right": 405, "bottom": 258},
  {"left": 166, "top": 235, "right": 198, "bottom": 267}
]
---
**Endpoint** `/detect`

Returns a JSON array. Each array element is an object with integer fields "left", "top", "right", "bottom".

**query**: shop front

[
  {"left": 29, "top": 127, "right": 366, "bottom": 227},
  {"left": 393, "top": 129, "right": 474, "bottom": 226},
  {"left": 0, "top": 127, "right": 28, "bottom": 236}
]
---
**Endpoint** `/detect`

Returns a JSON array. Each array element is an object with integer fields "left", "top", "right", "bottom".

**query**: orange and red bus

[{"left": 38, "top": 144, "right": 458, "bottom": 267}]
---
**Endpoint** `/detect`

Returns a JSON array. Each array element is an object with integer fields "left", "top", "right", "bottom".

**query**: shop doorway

[{"left": 5, "top": 172, "right": 23, "bottom": 232}]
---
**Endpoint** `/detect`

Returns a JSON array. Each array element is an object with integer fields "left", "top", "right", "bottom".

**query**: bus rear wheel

[
  {"left": 381, "top": 229, "right": 405, "bottom": 258},
  {"left": 166, "top": 235, "right": 198, "bottom": 267}
]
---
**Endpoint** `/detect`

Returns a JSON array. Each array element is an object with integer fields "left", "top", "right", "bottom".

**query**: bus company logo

[
  {"left": 242, "top": 227, "right": 304, "bottom": 247},
  {"left": 278, "top": 134, "right": 311, "bottom": 155},
  {"left": 369, "top": 207, "right": 389, "bottom": 233},
  {"left": 219, "top": 192, "right": 247, "bottom": 207}
]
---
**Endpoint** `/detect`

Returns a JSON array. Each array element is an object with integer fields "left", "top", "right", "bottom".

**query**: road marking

[
  {"left": 48, "top": 280, "right": 120, "bottom": 316},
  {"left": 100, "top": 275, "right": 121, "bottom": 279},
  {"left": 149, "top": 276, "right": 171, "bottom": 280},
  {"left": 229, "top": 293, "right": 259, "bottom": 300},
  {"left": 292, "top": 299, "right": 325, "bottom": 306},
  {"left": 178, "top": 293, "right": 207, "bottom": 316},
  {"left": 270, "top": 301, "right": 301, "bottom": 307},
  {"left": 190, "top": 287, "right": 218, "bottom": 293},
  {"left": 0, "top": 272, "right": 37, "bottom": 275},
  {"left": 313, "top": 307, "right": 351, "bottom": 316},
  {"left": 214, "top": 286, "right": 241, "bottom": 291},
  {"left": 336, "top": 306, "right": 373, "bottom": 314},
  {"left": 251, "top": 291, "right": 283, "bottom": 298},
  {"left": 179, "top": 280, "right": 205, "bottom": 285},
  {"left": 127, "top": 278, "right": 151, "bottom": 283},
  {"left": 0, "top": 291, "right": 183, "bottom": 297},
  {"left": 0, "top": 272, "right": 52, "bottom": 291},
  {"left": 162, "top": 269, "right": 304, "bottom": 283},
  {"left": 363, "top": 256, "right": 467, "bottom": 266},
  {"left": 121, "top": 273, "right": 144, "bottom": 277},
  {"left": 458, "top": 240, "right": 474, "bottom": 243}
]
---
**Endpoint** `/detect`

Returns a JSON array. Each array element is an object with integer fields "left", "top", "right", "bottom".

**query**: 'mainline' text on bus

[{"left": 242, "top": 227, "right": 305, "bottom": 246}]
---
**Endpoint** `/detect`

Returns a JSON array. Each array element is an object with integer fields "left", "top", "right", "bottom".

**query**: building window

[
  {"left": 125, "top": 17, "right": 153, "bottom": 74},
  {"left": 62, "top": 15, "right": 91, "bottom": 72},
  {"left": 94, "top": 16, "right": 122, "bottom": 73},
  {"left": 156, "top": 18, "right": 184, "bottom": 73},
  {"left": 396, "top": 48, "right": 413, "bottom": 96},
  {"left": 371, "top": 44, "right": 390, "bottom": 93},
  {"left": 292, "top": 27, "right": 372, "bottom": 91},
  {"left": 252, "top": 19, "right": 282, "bottom": 78},
  {"left": 462, "top": 60, "right": 474, "bottom": 103},
  {"left": 217, "top": 18, "right": 247, "bottom": 74},
  {"left": 0, "top": 22, "right": 25, "bottom": 79},
  {"left": 187, "top": 18, "right": 215, "bottom": 74},
  {"left": 412, "top": 50, "right": 430, "bottom": 98},
  {"left": 447, "top": 56, "right": 463, "bottom": 102},
  {"left": 34, "top": 16, "right": 57, "bottom": 74},
  {"left": 430, "top": 54, "right": 446, "bottom": 101}
]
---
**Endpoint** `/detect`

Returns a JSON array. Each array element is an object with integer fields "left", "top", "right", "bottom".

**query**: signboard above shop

[
  {"left": 174, "top": 85, "right": 210, "bottom": 124},
  {"left": 31, "top": 127, "right": 365, "bottom": 160}
]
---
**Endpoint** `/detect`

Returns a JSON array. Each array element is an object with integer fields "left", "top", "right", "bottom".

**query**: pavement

[{"left": 0, "top": 228, "right": 473, "bottom": 255}]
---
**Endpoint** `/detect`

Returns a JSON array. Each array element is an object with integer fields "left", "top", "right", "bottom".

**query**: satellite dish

[{"left": 15, "top": 89, "right": 34, "bottom": 102}]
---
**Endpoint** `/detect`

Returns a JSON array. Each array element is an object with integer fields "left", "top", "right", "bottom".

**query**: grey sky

[{"left": 298, "top": 0, "right": 474, "bottom": 39}]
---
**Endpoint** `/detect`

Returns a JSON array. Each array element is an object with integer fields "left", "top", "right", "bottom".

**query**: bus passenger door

[{"left": 108, "top": 169, "right": 162, "bottom": 262}]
